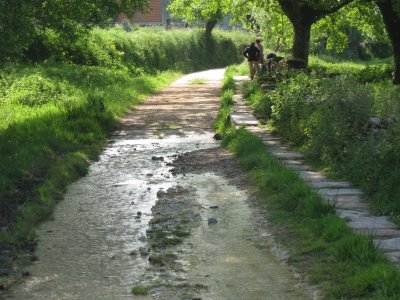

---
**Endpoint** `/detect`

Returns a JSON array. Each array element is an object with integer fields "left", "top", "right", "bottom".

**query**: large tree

[
  {"left": 375, "top": 0, "right": 400, "bottom": 84},
  {"left": 276, "top": 0, "right": 355, "bottom": 64},
  {"left": 168, "top": 0, "right": 231, "bottom": 36},
  {"left": 231, "top": 0, "right": 355, "bottom": 64}
]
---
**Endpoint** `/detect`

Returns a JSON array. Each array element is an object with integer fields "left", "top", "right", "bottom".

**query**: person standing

[
  {"left": 255, "top": 38, "right": 264, "bottom": 64},
  {"left": 243, "top": 42, "right": 261, "bottom": 80}
]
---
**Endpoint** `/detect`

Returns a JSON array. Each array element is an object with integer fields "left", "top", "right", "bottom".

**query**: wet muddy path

[{"left": 8, "top": 70, "right": 314, "bottom": 299}]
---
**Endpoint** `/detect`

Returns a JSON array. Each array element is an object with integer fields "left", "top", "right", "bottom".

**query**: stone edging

[{"left": 230, "top": 76, "right": 400, "bottom": 265}]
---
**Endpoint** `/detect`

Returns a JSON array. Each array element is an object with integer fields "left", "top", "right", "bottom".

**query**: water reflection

[{"left": 9, "top": 132, "right": 217, "bottom": 299}]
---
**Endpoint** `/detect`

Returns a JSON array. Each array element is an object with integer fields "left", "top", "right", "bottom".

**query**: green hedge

[{"left": 42, "top": 27, "right": 249, "bottom": 74}]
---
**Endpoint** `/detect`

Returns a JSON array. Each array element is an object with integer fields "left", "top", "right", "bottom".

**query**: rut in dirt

[{"left": 8, "top": 69, "right": 314, "bottom": 300}]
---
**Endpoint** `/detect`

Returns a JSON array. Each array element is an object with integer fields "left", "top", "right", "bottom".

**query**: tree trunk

[
  {"left": 205, "top": 18, "right": 217, "bottom": 37},
  {"left": 292, "top": 21, "right": 312, "bottom": 66},
  {"left": 376, "top": 0, "right": 400, "bottom": 85}
]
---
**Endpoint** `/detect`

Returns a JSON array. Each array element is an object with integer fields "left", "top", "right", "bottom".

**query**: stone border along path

[{"left": 230, "top": 76, "right": 400, "bottom": 265}]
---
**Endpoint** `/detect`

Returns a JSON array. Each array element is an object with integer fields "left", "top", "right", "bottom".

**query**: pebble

[
  {"left": 137, "top": 211, "right": 142, "bottom": 216},
  {"left": 139, "top": 247, "right": 149, "bottom": 256},
  {"left": 147, "top": 187, "right": 151, "bottom": 191},
  {"left": 209, "top": 205, "right": 219, "bottom": 209},
  {"left": 129, "top": 250, "right": 138, "bottom": 256},
  {"left": 31, "top": 255, "right": 39, "bottom": 262},
  {"left": 151, "top": 156, "right": 164, "bottom": 161},
  {"left": 21, "top": 270, "right": 31, "bottom": 277},
  {"left": 208, "top": 217, "right": 218, "bottom": 225},
  {"left": 157, "top": 190, "right": 166, "bottom": 198},
  {"left": 213, "top": 133, "right": 223, "bottom": 140},
  {"left": 146, "top": 173, "right": 153, "bottom": 177},
  {"left": 138, "top": 235, "right": 146, "bottom": 242}
]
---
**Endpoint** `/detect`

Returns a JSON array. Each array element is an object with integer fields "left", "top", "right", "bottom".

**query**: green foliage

[
  {"left": 243, "top": 80, "right": 273, "bottom": 119},
  {"left": 5, "top": 73, "right": 78, "bottom": 106},
  {"left": 52, "top": 28, "right": 248, "bottom": 75},
  {"left": 0, "top": 0, "right": 149, "bottom": 63},
  {"left": 131, "top": 286, "right": 149, "bottom": 295},
  {"left": 168, "top": 0, "right": 230, "bottom": 25},
  {"left": 244, "top": 55, "right": 400, "bottom": 224}
]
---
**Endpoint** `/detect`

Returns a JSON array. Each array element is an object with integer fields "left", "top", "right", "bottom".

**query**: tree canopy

[
  {"left": 168, "top": 0, "right": 231, "bottom": 35},
  {"left": 0, "top": 0, "right": 148, "bottom": 62}
]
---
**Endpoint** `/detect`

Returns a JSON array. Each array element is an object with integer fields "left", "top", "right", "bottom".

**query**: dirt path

[{"left": 7, "top": 70, "right": 315, "bottom": 299}]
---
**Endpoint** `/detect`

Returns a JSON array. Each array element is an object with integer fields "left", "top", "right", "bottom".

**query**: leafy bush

[
  {"left": 39, "top": 27, "right": 248, "bottom": 75},
  {"left": 5, "top": 73, "right": 78, "bottom": 106},
  {"left": 245, "top": 66, "right": 400, "bottom": 224},
  {"left": 269, "top": 72, "right": 319, "bottom": 146}
]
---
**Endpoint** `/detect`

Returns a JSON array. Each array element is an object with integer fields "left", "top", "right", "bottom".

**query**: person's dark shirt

[{"left": 243, "top": 45, "right": 260, "bottom": 62}]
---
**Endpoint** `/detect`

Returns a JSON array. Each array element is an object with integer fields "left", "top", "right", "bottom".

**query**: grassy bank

[
  {"left": 0, "top": 27, "right": 249, "bottom": 287},
  {"left": 215, "top": 70, "right": 400, "bottom": 298},
  {"left": 240, "top": 56, "right": 400, "bottom": 225}
]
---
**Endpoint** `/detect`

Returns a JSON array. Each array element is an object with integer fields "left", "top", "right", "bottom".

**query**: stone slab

[
  {"left": 233, "top": 105, "right": 252, "bottom": 113},
  {"left": 246, "top": 127, "right": 265, "bottom": 134},
  {"left": 374, "top": 238, "right": 400, "bottom": 252},
  {"left": 321, "top": 194, "right": 368, "bottom": 211},
  {"left": 262, "top": 139, "right": 283, "bottom": 147},
  {"left": 355, "top": 228, "right": 400, "bottom": 238},
  {"left": 268, "top": 145, "right": 291, "bottom": 151},
  {"left": 310, "top": 181, "right": 352, "bottom": 189},
  {"left": 233, "top": 94, "right": 243, "bottom": 101},
  {"left": 318, "top": 188, "right": 363, "bottom": 197},
  {"left": 268, "top": 149, "right": 304, "bottom": 160},
  {"left": 283, "top": 159, "right": 304, "bottom": 166},
  {"left": 233, "top": 76, "right": 250, "bottom": 82},
  {"left": 285, "top": 164, "right": 310, "bottom": 171},
  {"left": 299, "top": 171, "right": 328, "bottom": 182},
  {"left": 338, "top": 210, "right": 397, "bottom": 230},
  {"left": 230, "top": 113, "right": 259, "bottom": 126},
  {"left": 383, "top": 251, "right": 400, "bottom": 263}
]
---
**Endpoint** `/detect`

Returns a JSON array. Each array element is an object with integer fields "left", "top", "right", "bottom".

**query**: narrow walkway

[{"left": 230, "top": 76, "right": 400, "bottom": 265}]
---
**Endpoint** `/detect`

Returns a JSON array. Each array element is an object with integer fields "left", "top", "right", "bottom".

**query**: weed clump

[{"left": 131, "top": 285, "right": 149, "bottom": 295}]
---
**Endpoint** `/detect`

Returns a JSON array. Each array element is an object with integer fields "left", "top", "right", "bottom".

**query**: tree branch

[{"left": 323, "top": 0, "right": 355, "bottom": 15}]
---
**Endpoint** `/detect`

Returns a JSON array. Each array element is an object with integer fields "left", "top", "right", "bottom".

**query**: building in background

[
  {"left": 117, "top": 0, "right": 232, "bottom": 29},
  {"left": 117, "top": 0, "right": 172, "bottom": 26}
]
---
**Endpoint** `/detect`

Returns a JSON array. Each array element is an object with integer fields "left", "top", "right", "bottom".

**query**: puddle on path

[
  {"left": 8, "top": 131, "right": 216, "bottom": 299},
  {"left": 8, "top": 130, "right": 312, "bottom": 299}
]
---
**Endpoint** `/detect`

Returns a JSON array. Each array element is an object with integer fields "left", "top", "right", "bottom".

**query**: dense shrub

[{"left": 245, "top": 67, "right": 400, "bottom": 222}]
